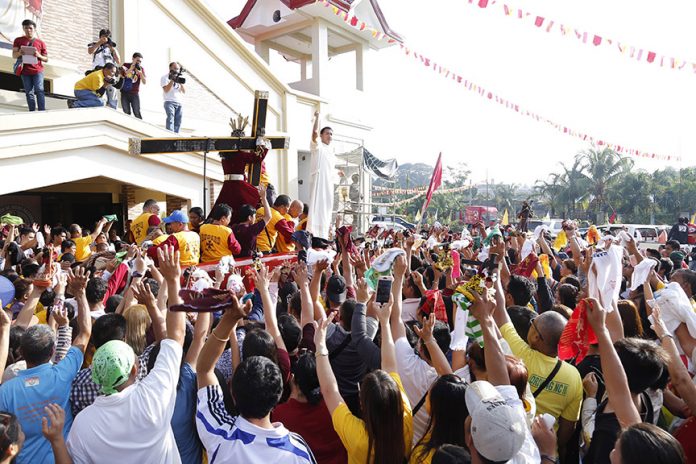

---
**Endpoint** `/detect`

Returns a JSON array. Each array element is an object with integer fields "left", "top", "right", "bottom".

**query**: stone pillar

[
  {"left": 122, "top": 184, "right": 139, "bottom": 220},
  {"left": 310, "top": 19, "right": 328, "bottom": 96}
]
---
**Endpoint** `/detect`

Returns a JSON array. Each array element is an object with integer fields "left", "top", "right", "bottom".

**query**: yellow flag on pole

[{"left": 501, "top": 209, "right": 509, "bottom": 225}]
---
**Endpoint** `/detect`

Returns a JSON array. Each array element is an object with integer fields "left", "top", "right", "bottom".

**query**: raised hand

[
  {"left": 132, "top": 281, "right": 156, "bottom": 306},
  {"left": 349, "top": 252, "right": 368, "bottom": 274},
  {"left": 314, "top": 258, "right": 330, "bottom": 275},
  {"left": 649, "top": 303, "right": 669, "bottom": 340},
  {"left": 583, "top": 372, "right": 599, "bottom": 398},
  {"left": 223, "top": 294, "right": 252, "bottom": 321},
  {"left": 252, "top": 264, "right": 270, "bottom": 290},
  {"left": 469, "top": 287, "right": 495, "bottom": 322},
  {"left": 355, "top": 277, "right": 370, "bottom": 304},
  {"left": 369, "top": 296, "right": 393, "bottom": 324},
  {"left": 55, "top": 272, "right": 68, "bottom": 295},
  {"left": 584, "top": 297, "right": 606, "bottom": 333},
  {"left": 313, "top": 312, "right": 336, "bottom": 352},
  {"left": 157, "top": 245, "right": 181, "bottom": 282},
  {"left": 293, "top": 263, "right": 309, "bottom": 287},
  {"left": 41, "top": 404, "right": 66, "bottom": 443},
  {"left": 43, "top": 224, "right": 51, "bottom": 235},
  {"left": 51, "top": 305, "right": 69, "bottom": 327},
  {"left": 413, "top": 313, "right": 437, "bottom": 343},
  {"left": 393, "top": 254, "right": 407, "bottom": 278},
  {"left": 67, "top": 268, "right": 91, "bottom": 295}
]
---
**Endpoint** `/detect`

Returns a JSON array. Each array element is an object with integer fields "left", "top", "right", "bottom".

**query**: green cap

[{"left": 91, "top": 340, "right": 135, "bottom": 395}]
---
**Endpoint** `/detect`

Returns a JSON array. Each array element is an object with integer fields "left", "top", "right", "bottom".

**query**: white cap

[{"left": 465, "top": 381, "right": 526, "bottom": 462}]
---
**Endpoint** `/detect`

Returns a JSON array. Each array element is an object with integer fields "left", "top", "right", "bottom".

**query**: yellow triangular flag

[
  {"left": 691, "top": 213, "right": 696, "bottom": 224},
  {"left": 553, "top": 230, "right": 568, "bottom": 251},
  {"left": 415, "top": 210, "right": 422, "bottom": 223},
  {"left": 501, "top": 209, "right": 509, "bottom": 226},
  {"left": 543, "top": 211, "right": 551, "bottom": 221}
]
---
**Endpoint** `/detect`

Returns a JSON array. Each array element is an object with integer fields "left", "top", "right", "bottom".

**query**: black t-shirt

[{"left": 669, "top": 223, "right": 689, "bottom": 244}]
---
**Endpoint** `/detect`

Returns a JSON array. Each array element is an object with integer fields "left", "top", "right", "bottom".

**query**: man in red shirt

[{"left": 12, "top": 19, "right": 48, "bottom": 111}]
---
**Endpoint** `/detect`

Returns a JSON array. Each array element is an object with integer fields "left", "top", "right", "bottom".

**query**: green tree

[{"left": 576, "top": 148, "right": 634, "bottom": 222}]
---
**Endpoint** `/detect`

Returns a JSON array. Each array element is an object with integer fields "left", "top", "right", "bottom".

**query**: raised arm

[
  {"left": 311, "top": 111, "right": 320, "bottom": 143},
  {"left": 651, "top": 304, "right": 696, "bottom": 415},
  {"left": 375, "top": 298, "right": 398, "bottom": 373},
  {"left": 310, "top": 259, "right": 329, "bottom": 320},
  {"left": 14, "top": 284, "right": 42, "bottom": 329},
  {"left": 414, "top": 313, "right": 452, "bottom": 375},
  {"left": 42, "top": 404, "right": 72, "bottom": 464},
  {"left": 389, "top": 254, "right": 408, "bottom": 340},
  {"left": 259, "top": 185, "right": 272, "bottom": 225},
  {"left": 67, "top": 268, "right": 93, "bottom": 352},
  {"left": 350, "top": 280, "right": 381, "bottom": 370},
  {"left": 196, "top": 296, "right": 251, "bottom": 389},
  {"left": 585, "top": 298, "right": 641, "bottom": 427},
  {"left": 89, "top": 217, "right": 108, "bottom": 241},
  {"left": 253, "top": 264, "right": 286, "bottom": 351},
  {"left": 157, "top": 246, "right": 186, "bottom": 345},
  {"left": 185, "top": 311, "right": 211, "bottom": 370},
  {"left": 314, "top": 314, "right": 344, "bottom": 414},
  {"left": 470, "top": 289, "right": 509, "bottom": 385},
  {"left": 132, "top": 281, "right": 166, "bottom": 342}
]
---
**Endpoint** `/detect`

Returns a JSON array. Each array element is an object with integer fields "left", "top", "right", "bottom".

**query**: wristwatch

[
  {"left": 541, "top": 455, "right": 559, "bottom": 464},
  {"left": 132, "top": 271, "right": 143, "bottom": 278},
  {"left": 315, "top": 349, "right": 329, "bottom": 358}
]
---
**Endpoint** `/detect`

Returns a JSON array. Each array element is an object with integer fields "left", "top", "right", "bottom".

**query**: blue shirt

[
  {"left": 172, "top": 363, "right": 202, "bottom": 464},
  {"left": 0, "top": 346, "right": 83, "bottom": 464}
]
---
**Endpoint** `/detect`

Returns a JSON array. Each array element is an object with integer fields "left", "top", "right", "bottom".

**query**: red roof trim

[{"left": 228, "top": 0, "right": 402, "bottom": 43}]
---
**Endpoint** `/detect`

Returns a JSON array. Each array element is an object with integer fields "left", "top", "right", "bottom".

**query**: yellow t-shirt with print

[
  {"left": 331, "top": 372, "right": 413, "bottom": 464},
  {"left": 74, "top": 70, "right": 105, "bottom": 92},
  {"left": 73, "top": 235, "right": 94, "bottom": 262},
  {"left": 500, "top": 322, "right": 582, "bottom": 423},
  {"left": 409, "top": 432, "right": 435, "bottom": 464}
]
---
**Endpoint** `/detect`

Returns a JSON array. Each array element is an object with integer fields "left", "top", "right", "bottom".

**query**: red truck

[{"left": 464, "top": 206, "right": 499, "bottom": 225}]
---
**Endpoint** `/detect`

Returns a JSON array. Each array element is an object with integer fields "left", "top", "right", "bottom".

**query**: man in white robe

[{"left": 307, "top": 111, "right": 341, "bottom": 239}]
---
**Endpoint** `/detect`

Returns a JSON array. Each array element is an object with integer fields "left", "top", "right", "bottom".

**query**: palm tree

[
  {"left": 494, "top": 184, "right": 518, "bottom": 214},
  {"left": 576, "top": 147, "right": 634, "bottom": 222}
]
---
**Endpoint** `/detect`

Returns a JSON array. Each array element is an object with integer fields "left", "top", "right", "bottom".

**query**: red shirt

[
  {"left": 12, "top": 36, "right": 46, "bottom": 75},
  {"left": 272, "top": 398, "right": 348, "bottom": 464}
]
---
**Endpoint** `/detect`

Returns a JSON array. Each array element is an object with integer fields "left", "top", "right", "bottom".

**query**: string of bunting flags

[
  {"left": 373, "top": 186, "right": 428, "bottom": 197},
  {"left": 319, "top": 1, "right": 679, "bottom": 161},
  {"left": 374, "top": 185, "right": 470, "bottom": 207},
  {"left": 468, "top": 0, "right": 695, "bottom": 75}
]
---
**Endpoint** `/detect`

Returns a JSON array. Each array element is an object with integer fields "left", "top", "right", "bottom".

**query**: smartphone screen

[{"left": 376, "top": 277, "right": 393, "bottom": 304}]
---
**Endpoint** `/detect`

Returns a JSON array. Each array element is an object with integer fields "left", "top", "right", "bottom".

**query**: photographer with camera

[
  {"left": 161, "top": 62, "right": 186, "bottom": 133},
  {"left": 120, "top": 52, "right": 146, "bottom": 119},
  {"left": 70, "top": 63, "right": 117, "bottom": 108},
  {"left": 87, "top": 29, "right": 120, "bottom": 109}
]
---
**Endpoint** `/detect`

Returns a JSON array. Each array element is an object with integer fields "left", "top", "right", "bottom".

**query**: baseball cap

[
  {"left": 670, "top": 251, "right": 685, "bottom": 267},
  {"left": 465, "top": 380, "right": 526, "bottom": 462},
  {"left": 291, "top": 230, "right": 311, "bottom": 250},
  {"left": 162, "top": 210, "right": 188, "bottom": 224},
  {"left": 326, "top": 275, "right": 347, "bottom": 304},
  {"left": 91, "top": 340, "right": 136, "bottom": 395}
]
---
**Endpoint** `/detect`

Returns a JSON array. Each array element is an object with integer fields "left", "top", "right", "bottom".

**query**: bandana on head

[
  {"left": 91, "top": 340, "right": 136, "bottom": 395},
  {"left": 0, "top": 214, "right": 22, "bottom": 225}
]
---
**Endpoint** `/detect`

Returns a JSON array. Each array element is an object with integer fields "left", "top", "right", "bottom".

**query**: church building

[{"left": 0, "top": 0, "right": 401, "bottom": 231}]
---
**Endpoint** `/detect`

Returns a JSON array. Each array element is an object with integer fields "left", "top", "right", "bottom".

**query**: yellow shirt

[
  {"left": 275, "top": 213, "right": 295, "bottom": 253},
  {"left": 152, "top": 234, "right": 169, "bottom": 246},
  {"left": 199, "top": 224, "right": 234, "bottom": 263},
  {"left": 74, "top": 70, "right": 105, "bottom": 92},
  {"left": 173, "top": 231, "right": 200, "bottom": 266},
  {"left": 331, "top": 372, "right": 413, "bottom": 464},
  {"left": 255, "top": 207, "right": 284, "bottom": 253},
  {"left": 73, "top": 235, "right": 93, "bottom": 262},
  {"left": 500, "top": 323, "right": 582, "bottom": 423},
  {"left": 131, "top": 213, "right": 157, "bottom": 245},
  {"left": 410, "top": 433, "right": 435, "bottom": 464}
]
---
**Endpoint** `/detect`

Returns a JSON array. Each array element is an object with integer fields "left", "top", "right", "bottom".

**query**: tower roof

[{"left": 229, "top": 0, "right": 403, "bottom": 49}]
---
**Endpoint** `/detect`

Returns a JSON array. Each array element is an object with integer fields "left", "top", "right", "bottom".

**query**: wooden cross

[{"left": 128, "top": 90, "right": 289, "bottom": 186}]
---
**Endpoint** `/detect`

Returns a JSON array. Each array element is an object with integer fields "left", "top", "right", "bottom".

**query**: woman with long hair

[
  {"left": 122, "top": 304, "right": 151, "bottom": 356},
  {"left": 610, "top": 423, "right": 684, "bottom": 464},
  {"left": 315, "top": 298, "right": 412, "bottom": 464},
  {"left": 272, "top": 352, "right": 347, "bottom": 464},
  {"left": 410, "top": 374, "right": 468, "bottom": 463}
]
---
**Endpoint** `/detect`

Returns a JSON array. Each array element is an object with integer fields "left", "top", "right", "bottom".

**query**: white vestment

[{"left": 307, "top": 140, "right": 338, "bottom": 239}]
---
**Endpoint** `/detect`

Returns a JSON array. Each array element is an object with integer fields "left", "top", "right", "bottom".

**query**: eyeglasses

[{"left": 531, "top": 317, "right": 544, "bottom": 341}]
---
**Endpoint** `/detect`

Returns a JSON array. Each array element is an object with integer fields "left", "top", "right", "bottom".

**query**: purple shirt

[{"left": 231, "top": 221, "right": 267, "bottom": 257}]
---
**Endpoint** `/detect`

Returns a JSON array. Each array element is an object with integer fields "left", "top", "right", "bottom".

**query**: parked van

[{"left": 597, "top": 224, "right": 659, "bottom": 242}]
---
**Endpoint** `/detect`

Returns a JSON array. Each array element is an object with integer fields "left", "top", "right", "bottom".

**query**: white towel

[
  {"left": 520, "top": 239, "right": 534, "bottom": 261},
  {"left": 648, "top": 282, "right": 696, "bottom": 354},
  {"left": 450, "top": 239, "right": 471, "bottom": 251},
  {"left": 371, "top": 248, "right": 406, "bottom": 273},
  {"left": 589, "top": 245, "right": 623, "bottom": 311},
  {"left": 629, "top": 259, "right": 657, "bottom": 291},
  {"left": 533, "top": 225, "right": 549, "bottom": 240}
]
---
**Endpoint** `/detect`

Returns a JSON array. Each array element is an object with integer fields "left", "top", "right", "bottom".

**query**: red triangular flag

[
  {"left": 535, "top": 16, "right": 544, "bottom": 27},
  {"left": 478, "top": 0, "right": 489, "bottom": 7},
  {"left": 592, "top": 35, "right": 602, "bottom": 46},
  {"left": 647, "top": 51, "right": 656, "bottom": 63}
]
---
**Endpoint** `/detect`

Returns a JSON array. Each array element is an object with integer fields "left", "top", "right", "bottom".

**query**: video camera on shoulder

[{"left": 169, "top": 67, "right": 186, "bottom": 84}]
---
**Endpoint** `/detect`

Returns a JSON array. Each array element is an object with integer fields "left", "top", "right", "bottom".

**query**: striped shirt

[{"left": 196, "top": 385, "right": 316, "bottom": 463}]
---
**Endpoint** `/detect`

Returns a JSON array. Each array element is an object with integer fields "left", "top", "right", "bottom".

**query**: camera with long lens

[{"left": 169, "top": 67, "right": 186, "bottom": 84}]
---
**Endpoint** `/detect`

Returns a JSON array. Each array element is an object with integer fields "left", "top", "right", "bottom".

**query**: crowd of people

[
  {"left": 12, "top": 21, "right": 185, "bottom": 132},
  {"left": 1, "top": 198, "right": 696, "bottom": 464}
]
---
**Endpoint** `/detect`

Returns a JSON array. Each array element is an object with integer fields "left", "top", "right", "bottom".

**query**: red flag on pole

[
  {"left": 609, "top": 211, "right": 617, "bottom": 224},
  {"left": 421, "top": 153, "right": 443, "bottom": 214}
]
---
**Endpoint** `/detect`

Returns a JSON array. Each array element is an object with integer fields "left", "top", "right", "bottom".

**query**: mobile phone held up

[{"left": 376, "top": 277, "right": 393, "bottom": 304}]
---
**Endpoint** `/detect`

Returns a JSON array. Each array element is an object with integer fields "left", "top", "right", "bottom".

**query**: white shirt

[
  {"left": 402, "top": 298, "right": 421, "bottom": 322},
  {"left": 66, "top": 339, "right": 183, "bottom": 464},
  {"left": 196, "top": 385, "right": 316, "bottom": 463},
  {"left": 394, "top": 336, "right": 470, "bottom": 445},
  {"left": 161, "top": 74, "right": 183, "bottom": 102}
]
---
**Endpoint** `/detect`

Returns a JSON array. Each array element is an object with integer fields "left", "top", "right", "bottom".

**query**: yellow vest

[
  {"left": 275, "top": 213, "right": 295, "bottom": 253},
  {"left": 297, "top": 218, "right": 307, "bottom": 231},
  {"left": 152, "top": 234, "right": 169, "bottom": 246},
  {"left": 173, "top": 231, "right": 200, "bottom": 266},
  {"left": 255, "top": 207, "right": 284, "bottom": 252},
  {"left": 200, "top": 224, "right": 234, "bottom": 263},
  {"left": 131, "top": 213, "right": 157, "bottom": 245}
]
